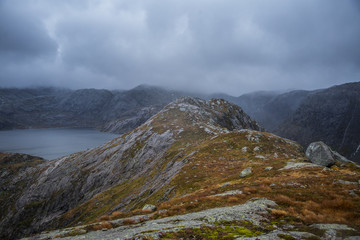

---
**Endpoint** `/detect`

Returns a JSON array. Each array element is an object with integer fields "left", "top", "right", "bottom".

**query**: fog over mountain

[{"left": 1, "top": 0, "right": 360, "bottom": 95}]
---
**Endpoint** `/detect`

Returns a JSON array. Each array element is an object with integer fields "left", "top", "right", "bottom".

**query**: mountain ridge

[
  {"left": 0, "top": 97, "right": 262, "bottom": 239},
  {"left": 1, "top": 96, "right": 360, "bottom": 240}
]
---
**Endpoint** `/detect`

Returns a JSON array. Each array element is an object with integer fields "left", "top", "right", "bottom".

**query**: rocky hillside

[
  {"left": 1, "top": 97, "right": 360, "bottom": 240},
  {"left": 0, "top": 85, "right": 182, "bottom": 133},
  {"left": 277, "top": 82, "right": 360, "bottom": 163},
  {"left": 0, "top": 97, "right": 261, "bottom": 239},
  {"left": 3, "top": 83, "right": 359, "bottom": 163},
  {"left": 234, "top": 82, "right": 360, "bottom": 162}
]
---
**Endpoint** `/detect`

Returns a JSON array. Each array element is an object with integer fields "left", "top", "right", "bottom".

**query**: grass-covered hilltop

[{"left": 1, "top": 97, "right": 360, "bottom": 240}]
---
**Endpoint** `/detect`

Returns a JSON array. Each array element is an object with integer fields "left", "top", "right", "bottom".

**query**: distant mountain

[
  {"left": 277, "top": 82, "right": 360, "bottom": 162},
  {"left": 233, "top": 91, "right": 283, "bottom": 130},
  {"left": 233, "top": 82, "right": 360, "bottom": 162},
  {"left": 2, "top": 82, "right": 359, "bottom": 162},
  {"left": 0, "top": 85, "right": 183, "bottom": 132}
]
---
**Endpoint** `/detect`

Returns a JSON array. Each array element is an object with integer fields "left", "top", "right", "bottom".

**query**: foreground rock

[
  {"left": 142, "top": 204, "right": 157, "bottom": 212},
  {"left": 306, "top": 141, "right": 350, "bottom": 167},
  {"left": 23, "top": 198, "right": 277, "bottom": 240},
  {"left": 239, "top": 167, "right": 252, "bottom": 177},
  {"left": 23, "top": 198, "right": 360, "bottom": 240}
]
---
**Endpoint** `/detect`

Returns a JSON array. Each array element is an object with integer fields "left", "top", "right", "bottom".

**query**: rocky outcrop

[
  {"left": 239, "top": 167, "right": 252, "bottom": 177},
  {"left": 306, "top": 142, "right": 337, "bottom": 167},
  {"left": 306, "top": 141, "right": 350, "bottom": 167},
  {"left": 24, "top": 198, "right": 360, "bottom": 240},
  {"left": 23, "top": 198, "right": 277, "bottom": 240}
]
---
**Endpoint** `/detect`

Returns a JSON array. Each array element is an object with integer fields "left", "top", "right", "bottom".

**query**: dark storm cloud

[
  {"left": 0, "top": 0, "right": 359, "bottom": 95},
  {"left": 0, "top": 1, "right": 57, "bottom": 60}
]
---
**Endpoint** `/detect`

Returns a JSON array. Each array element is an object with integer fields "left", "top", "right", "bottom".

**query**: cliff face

[
  {"left": 276, "top": 82, "right": 360, "bottom": 162},
  {"left": 234, "top": 82, "right": 360, "bottom": 162}
]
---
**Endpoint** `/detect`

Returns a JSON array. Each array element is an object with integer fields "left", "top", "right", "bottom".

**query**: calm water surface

[{"left": 0, "top": 128, "right": 119, "bottom": 160}]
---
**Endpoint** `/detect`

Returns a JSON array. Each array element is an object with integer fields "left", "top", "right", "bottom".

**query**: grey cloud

[
  {"left": 0, "top": 0, "right": 359, "bottom": 95},
  {"left": 0, "top": 0, "right": 57, "bottom": 60}
]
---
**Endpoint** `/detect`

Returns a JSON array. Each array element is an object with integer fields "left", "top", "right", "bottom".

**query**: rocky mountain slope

[
  {"left": 234, "top": 82, "right": 360, "bottom": 162},
  {"left": 0, "top": 97, "right": 261, "bottom": 239},
  {"left": 1, "top": 97, "right": 360, "bottom": 240},
  {"left": 277, "top": 82, "right": 360, "bottom": 163}
]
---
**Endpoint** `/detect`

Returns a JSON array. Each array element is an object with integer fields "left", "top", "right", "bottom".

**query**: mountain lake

[{"left": 0, "top": 128, "right": 119, "bottom": 160}]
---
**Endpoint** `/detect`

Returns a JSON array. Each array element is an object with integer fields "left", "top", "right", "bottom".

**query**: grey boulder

[
  {"left": 142, "top": 204, "right": 157, "bottom": 212},
  {"left": 239, "top": 167, "right": 252, "bottom": 178},
  {"left": 305, "top": 141, "right": 349, "bottom": 167}
]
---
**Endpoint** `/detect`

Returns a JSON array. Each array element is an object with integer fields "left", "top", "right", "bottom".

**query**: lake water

[{"left": 0, "top": 128, "right": 119, "bottom": 160}]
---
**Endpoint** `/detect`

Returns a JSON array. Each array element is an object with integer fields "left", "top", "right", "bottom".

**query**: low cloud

[{"left": 0, "top": 0, "right": 359, "bottom": 95}]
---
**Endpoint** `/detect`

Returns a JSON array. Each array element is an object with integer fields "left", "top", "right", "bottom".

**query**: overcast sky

[{"left": 0, "top": 0, "right": 359, "bottom": 95}]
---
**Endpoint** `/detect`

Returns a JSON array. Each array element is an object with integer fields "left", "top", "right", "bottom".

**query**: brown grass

[
  {"left": 271, "top": 209, "right": 288, "bottom": 217},
  {"left": 243, "top": 187, "right": 257, "bottom": 194},
  {"left": 322, "top": 199, "right": 355, "bottom": 210},
  {"left": 227, "top": 196, "right": 240, "bottom": 203},
  {"left": 123, "top": 218, "right": 138, "bottom": 225},
  {"left": 98, "top": 215, "right": 112, "bottom": 221},
  {"left": 272, "top": 195, "right": 294, "bottom": 206},
  {"left": 141, "top": 209, "right": 153, "bottom": 214},
  {"left": 60, "top": 131, "right": 360, "bottom": 231},
  {"left": 101, "top": 221, "right": 113, "bottom": 229},
  {"left": 111, "top": 211, "right": 123, "bottom": 218},
  {"left": 88, "top": 224, "right": 102, "bottom": 231}
]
